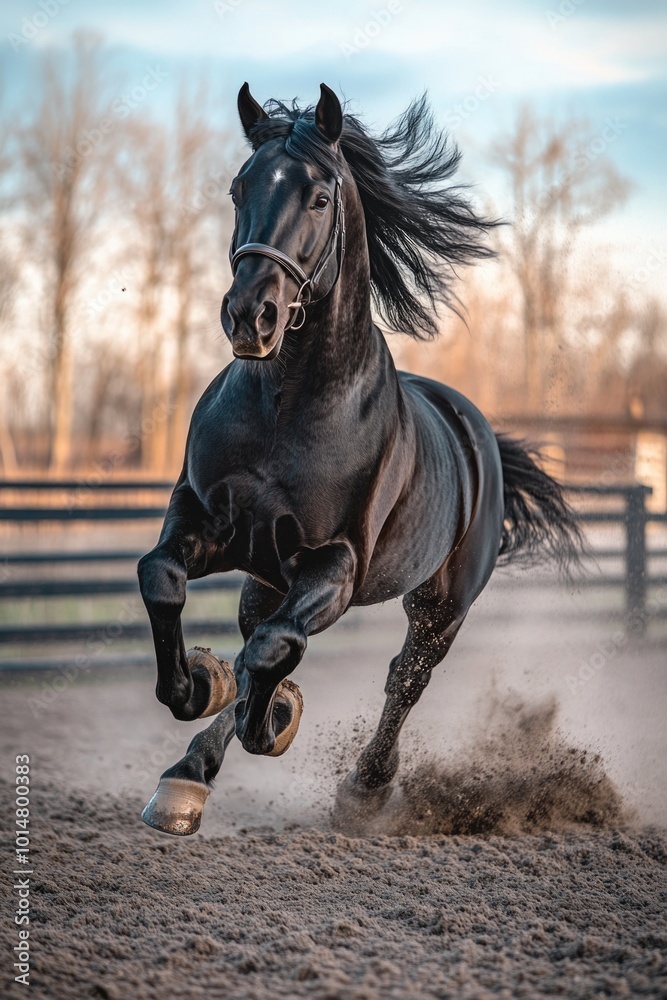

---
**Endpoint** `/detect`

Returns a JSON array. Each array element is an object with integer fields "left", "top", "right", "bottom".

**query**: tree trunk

[
  {"left": 49, "top": 310, "right": 73, "bottom": 474},
  {"left": 167, "top": 282, "right": 191, "bottom": 473},
  {"left": 522, "top": 289, "right": 542, "bottom": 413},
  {"left": 0, "top": 414, "right": 18, "bottom": 474}
]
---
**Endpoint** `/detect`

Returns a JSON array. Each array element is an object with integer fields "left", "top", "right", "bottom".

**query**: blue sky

[{"left": 2, "top": 0, "right": 666, "bottom": 289}]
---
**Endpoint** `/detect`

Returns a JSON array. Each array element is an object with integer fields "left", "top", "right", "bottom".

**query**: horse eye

[{"left": 313, "top": 195, "right": 329, "bottom": 211}]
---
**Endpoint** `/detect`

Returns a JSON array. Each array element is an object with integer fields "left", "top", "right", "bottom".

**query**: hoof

[
  {"left": 141, "top": 777, "right": 209, "bottom": 836},
  {"left": 187, "top": 647, "right": 236, "bottom": 719},
  {"left": 333, "top": 770, "right": 393, "bottom": 834},
  {"left": 266, "top": 679, "right": 304, "bottom": 757}
]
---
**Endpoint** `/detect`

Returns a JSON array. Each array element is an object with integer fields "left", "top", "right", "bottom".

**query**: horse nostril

[
  {"left": 256, "top": 300, "right": 278, "bottom": 337},
  {"left": 221, "top": 295, "right": 236, "bottom": 334}
]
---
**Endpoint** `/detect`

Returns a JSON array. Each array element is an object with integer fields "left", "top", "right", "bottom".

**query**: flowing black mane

[{"left": 247, "top": 94, "right": 498, "bottom": 339}]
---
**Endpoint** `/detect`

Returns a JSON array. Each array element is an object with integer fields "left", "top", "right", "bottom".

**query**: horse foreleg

[
  {"left": 141, "top": 577, "right": 282, "bottom": 835},
  {"left": 237, "top": 543, "right": 356, "bottom": 756},
  {"left": 138, "top": 484, "right": 232, "bottom": 722},
  {"left": 334, "top": 579, "right": 466, "bottom": 832}
]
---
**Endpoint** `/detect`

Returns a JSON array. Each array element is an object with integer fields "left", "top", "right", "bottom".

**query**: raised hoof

[
  {"left": 187, "top": 646, "right": 237, "bottom": 719},
  {"left": 332, "top": 770, "right": 393, "bottom": 834},
  {"left": 266, "top": 679, "right": 304, "bottom": 757},
  {"left": 141, "top": 777, "right": 209, "bottom": 836}
]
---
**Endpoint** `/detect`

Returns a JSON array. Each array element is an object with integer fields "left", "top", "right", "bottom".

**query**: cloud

[{"left": 4, "top": 0, "right": 666, "bottom": 96}]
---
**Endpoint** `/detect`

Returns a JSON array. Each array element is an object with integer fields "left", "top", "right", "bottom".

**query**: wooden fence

[{"left": 0, "top": 479, "right": 665, "bottom": 668}]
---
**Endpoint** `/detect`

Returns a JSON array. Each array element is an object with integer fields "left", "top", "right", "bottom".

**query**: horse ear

[
  {"left": 238, "top": 82, "right": 268, "bottom": 141},
  {"left": 315, "top": 83, "right": 342, "bottom": 144}
]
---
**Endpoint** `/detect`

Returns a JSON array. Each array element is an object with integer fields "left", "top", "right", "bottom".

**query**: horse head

[{"left": 221, "top": 83, "right": 346, "bottom": 360}]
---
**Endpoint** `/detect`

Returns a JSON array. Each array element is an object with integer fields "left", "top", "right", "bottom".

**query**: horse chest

[
  {"left": 187, "top": 366, "right": 387, "bottom": 583},
  {"left": 191, "top": 399, "right": 366, "bottom": 530},
  {"left": 189, "top": 447, "right": 349, "bottom": 579}
]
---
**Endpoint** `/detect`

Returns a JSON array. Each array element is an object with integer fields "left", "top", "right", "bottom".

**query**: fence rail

[
  {"left": 1, "top": 479, "right": 665, "bottom": 666},
  {"left": 0, "top": 480, "right": 239, "bottom": 662},
  {"left": 0, "top": 575, "right": 242, "bottom": 600}
]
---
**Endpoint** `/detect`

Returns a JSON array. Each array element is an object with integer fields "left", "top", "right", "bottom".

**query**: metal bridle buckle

[{"left": 286, "top": 280, "right": 311, "bottom": 331}]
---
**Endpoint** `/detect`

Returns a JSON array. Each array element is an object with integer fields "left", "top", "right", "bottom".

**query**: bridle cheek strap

[{"left": 230, "top": 176, "right": 345, "bottom": 332}]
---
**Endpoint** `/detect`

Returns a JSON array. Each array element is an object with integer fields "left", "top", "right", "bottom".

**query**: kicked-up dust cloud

[{"left": 382, "top": 693, "right": 628, "bottom": 837}]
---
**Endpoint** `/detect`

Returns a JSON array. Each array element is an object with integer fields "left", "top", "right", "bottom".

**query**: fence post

[{"left": 625, "top": 485, "right": 650, "bottom": 631}]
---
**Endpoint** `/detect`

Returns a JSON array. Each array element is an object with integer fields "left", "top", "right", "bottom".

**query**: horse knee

[
  {"left": 244, "top": 619, "right": 306, "bottom": 683},
  {"left": 137, "top": 547, "right": 188, "bottom": 621},
  {"left": 138, "top": 546, "right": 187, "bottom": 619}
]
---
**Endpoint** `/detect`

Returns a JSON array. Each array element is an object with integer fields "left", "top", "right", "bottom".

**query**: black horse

[{"left": 139, "top": 84, "right": 580, "bottom": 836}]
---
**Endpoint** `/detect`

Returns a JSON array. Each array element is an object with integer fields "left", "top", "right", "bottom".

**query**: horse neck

[{"left": 277, "top": 185, "right": 388, "bottom": 397}]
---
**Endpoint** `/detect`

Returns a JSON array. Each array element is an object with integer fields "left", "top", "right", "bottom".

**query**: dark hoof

[
  {"left": 265, "top": 679, "right": 303, "bottom": 757},
  {"left": 187, "top": 647, "right": 237, "bottom": 719},
  {"left": 141, "top": 777, "right": 209, "bottom": 836},
  {"left": 333, "top": 770, "right": 393, "bottom": 834}
]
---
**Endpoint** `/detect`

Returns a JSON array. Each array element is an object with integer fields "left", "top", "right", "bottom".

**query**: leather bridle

[{"left": 230, "top": 175, "right": 346, "bottom": 331}]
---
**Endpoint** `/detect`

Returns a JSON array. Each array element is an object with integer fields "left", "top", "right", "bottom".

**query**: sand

[
  {"left": 2, "top": 691, "right": 666, "bottom": 999},
  {"left": 1, "top": 775, "right": 665, "bottom": 1000},
  {"left": 2, "top": 581, "right": 666, "bottom": 998}
]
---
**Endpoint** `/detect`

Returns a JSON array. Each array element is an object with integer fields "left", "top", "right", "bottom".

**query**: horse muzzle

[
  {"left": 221, "top": 291, "right": 285, "bottom": 360},
  {"left": 232, "top": 335, "right": 284, "bottom": 361}
]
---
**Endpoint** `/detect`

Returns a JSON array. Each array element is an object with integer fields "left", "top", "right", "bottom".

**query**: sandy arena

[{"left": 1, "top": 579, "right": 666, "bottom": 998}]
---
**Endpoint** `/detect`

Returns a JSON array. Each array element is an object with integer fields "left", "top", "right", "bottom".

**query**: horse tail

[{"left": 494, "top": 433, "right": 584, "bottom": 572}]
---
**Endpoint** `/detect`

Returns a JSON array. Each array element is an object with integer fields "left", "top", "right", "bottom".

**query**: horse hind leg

[
  {"left": 333, "top": 579, "right": 467, "bottom": 833},
  {"left": 335, "top": 426, "right": 504, "bottom": 833}
]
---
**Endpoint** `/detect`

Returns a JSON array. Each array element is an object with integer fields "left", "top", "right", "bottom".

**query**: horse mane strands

[{"left": 248, "top": 93, "right": 500, "bottom": 339}]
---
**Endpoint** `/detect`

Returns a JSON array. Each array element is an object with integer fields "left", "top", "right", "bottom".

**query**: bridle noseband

[{"left": 230, "top": 175, "right": 346, "bottom": 331}]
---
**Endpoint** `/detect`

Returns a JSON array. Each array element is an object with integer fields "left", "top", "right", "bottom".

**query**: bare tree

[
  {"left": 121, "top": 117, "right": 171, "bottom": 473},
  {"left": 0, "top": 85, "right": 20, "bottom": 474},
  {"left": 15, "top": 35, "right": 115, "bottom": 472},
  {"left": 626, "top": 299, "right": 667, "bottom": 420},
  {"left": 0, "top": 66, "right": 33, "bottom": 474},
  {"left": 489, "top": 106, "right": 630, "bottom": 411},
  {"left": 123, "top": 83, "right": 237, "bottom": 474},
  {"left": 165, "top": 83, "right": 237, "bottom": 469}
]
